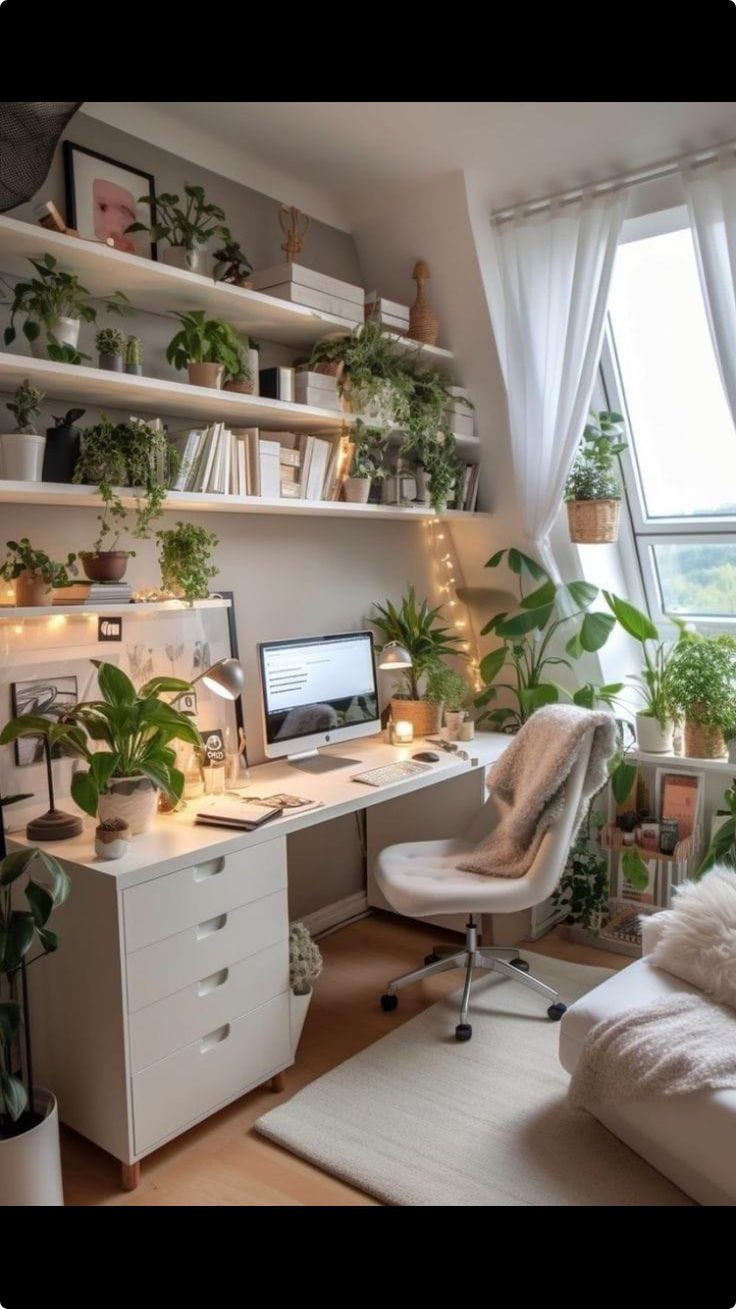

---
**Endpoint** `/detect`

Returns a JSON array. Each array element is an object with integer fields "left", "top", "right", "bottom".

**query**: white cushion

[
  {"left": 560, "top": 957, "right": 736, "bottom": 1205},
  {"left": 374, "top": 839, "right": 555, "bottom": 917},
  {"left": 648, "top": 865, "right": 736, "bottom": 1011}
]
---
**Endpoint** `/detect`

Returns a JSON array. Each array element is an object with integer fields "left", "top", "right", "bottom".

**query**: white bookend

[
  {"left": 250, "top": 262, "right": 364, "bottom": 306},
  {"left": 259, "top": 439, "right": 281, "bottom": 499}
]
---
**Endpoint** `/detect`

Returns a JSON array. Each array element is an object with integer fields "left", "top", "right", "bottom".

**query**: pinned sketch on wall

[{"left": 11, "top": 675, "right": 78, "bottom": 766}]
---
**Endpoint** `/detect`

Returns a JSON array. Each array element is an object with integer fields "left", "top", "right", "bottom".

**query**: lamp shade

[
  {"left": 378, "top": 642, "right": 412, "bottom": 671},
  {"left": 200, "top": 657, "right": 245, "bottom": 700}
]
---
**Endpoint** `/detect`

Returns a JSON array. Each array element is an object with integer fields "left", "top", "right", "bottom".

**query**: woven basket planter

[
  {"left": 684, "top": 716, "right": 728, "bottom": 760},
  {"left": 567, "top": 499, "right": 621, "bottom": 544},
  {"left": 390, "top": 697, "right": 442, "bottom": 737}
]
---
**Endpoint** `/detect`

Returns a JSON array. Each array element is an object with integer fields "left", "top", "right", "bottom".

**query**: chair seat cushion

[{"left": 374, "top": 839, "right": 549, "bottom": 917}]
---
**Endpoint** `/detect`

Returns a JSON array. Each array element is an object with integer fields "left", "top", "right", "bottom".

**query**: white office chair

[{"left": 374, "top": 738, "right": 594, "bottom": 1041}]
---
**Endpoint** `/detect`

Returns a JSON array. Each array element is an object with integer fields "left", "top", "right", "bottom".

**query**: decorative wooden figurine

[
  {"left": 279, "top": 204, "right": 310, "bottom": 261},
  {"left": 408, "top": 259, "right": 439, "bottom": 346}
]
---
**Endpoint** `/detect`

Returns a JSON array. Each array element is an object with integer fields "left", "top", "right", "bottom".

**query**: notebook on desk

[{"left": 195, "top": 800, "right": 284, "bottom": 831}]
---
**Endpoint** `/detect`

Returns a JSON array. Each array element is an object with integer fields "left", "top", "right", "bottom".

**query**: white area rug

[{"left": 255, "top": 953, "right": 691, "bottom": 1206}]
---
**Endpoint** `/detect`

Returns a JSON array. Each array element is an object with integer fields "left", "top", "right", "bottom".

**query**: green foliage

[
  {"left": 600, "top": 593, "right": 678, "bottom": 730},
  {"left": 125, "top": 335, "right": 143, "bottom": 367},
  {"left": 46, "top": 337, "right": 90, "bottom": 366},
  {"left": 73, "top": 416, "right": 179, "bottom": 552},
  {"left": 289, "top": 921, "right": 323, "bottom": 995},
  {"left": 166, "top": 310, "right": 250, "bottom": 381},
  {"left": 552, "top": 816, "right": 610, "bottom": 934},
  {"left": 665, "top": 633, "right": 736, "bottom": 734},
  {"left": 372, "top": 585, "right": 464, "bottom": 701},
  {"left": 349, "top": 421, "right": 389, "bottom": 480},
  {"left": 418, "top": 432, "right": 461, "bottom": 511},
  {"left": 6, "top": 380, "right": 43, "bottom": 434},
  {"left": 50, "top": 408, "right": 85, "bottom": 430},
  {"left": 2, "top": 253, "right": 129, "bottom": 349},
  {"left": 696, "top": 781, "right": 736, "bottom": 878},
  {"left": 212, "top": 235, "right": 253, "bottom": 283},
  {"left": 95, "top": 326, "right": 124, "bottom": 356},
  {"left": 0, "top": 538, "right": 77, "bottom": 588},
  {"left": 126, "top": 184, "right": 229, "bottom": 251},
  {"left": 425, "top": 665, "right": 471, "bottom": 710},
  {"left": 157, "top": 521, "right": 219, "bottom": 602},
  {"left": 564, "top": 410, "right": 627, "bottom": 502},
  {"left": 309, "top": 320, "right": 412, "bottom": 423}
]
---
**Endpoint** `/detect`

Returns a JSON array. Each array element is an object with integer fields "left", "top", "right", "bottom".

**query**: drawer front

[
  {"left": 132, "top": 992, "right": 290, "bottom": 1155},
  {"left": 129, "top": 940, "right": 288, "bottom": 1072},
  {"left": 126, "top": 889, "right": 288, "bottom": 1012},
  {"left": 123, "top": 839, "right": 287, "bottom": 953}
]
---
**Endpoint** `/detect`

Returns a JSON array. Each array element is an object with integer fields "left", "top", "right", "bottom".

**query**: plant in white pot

[
  {"left": 343, "top": 421, "right": 389, "bottom": 503},
  {"left": 3, "top": 252, "right": 128, "bottom": 360},
  {"left": 0, "top": 538, "right": 78, "bottom": 607},
  {"left": 0, "top": 792, "right": 70, "bottom": 1206},
  {"left": 1, "top": 380, "right": 46, "bottom": 481},
  {"left": 289, "top": 922, "right": 322, "bottom": 1056},
  {"left": 126, "top": 184, "right": 230, "bottom": 273}
]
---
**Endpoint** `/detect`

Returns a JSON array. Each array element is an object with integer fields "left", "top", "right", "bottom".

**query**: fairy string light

[{"left": 424, "top": 517, "right": 483, "bottom": 691}]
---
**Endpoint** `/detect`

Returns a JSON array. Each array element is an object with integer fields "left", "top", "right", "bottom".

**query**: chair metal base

[{"left": 380, "top": 917, "right": 565, "bottom": 1040}]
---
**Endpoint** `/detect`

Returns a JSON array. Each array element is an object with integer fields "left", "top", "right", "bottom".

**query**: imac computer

[{"left": 257, "top": 631, "right": 381, "bottom": 772}]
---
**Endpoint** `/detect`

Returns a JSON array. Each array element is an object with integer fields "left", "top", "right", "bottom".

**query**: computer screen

[{"left": 258, "top": 631, "right": 379, "bottom": 749}]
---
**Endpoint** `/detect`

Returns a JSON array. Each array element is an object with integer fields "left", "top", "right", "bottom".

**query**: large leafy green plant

[
  {"left": 665, "top": 632, "right": 736, "bottom": 736},
  {"left": 564, "top": 409, "right": 627, "bottom": 502},
  {"left": 126, "top": 185, "right": 229, "bottom": 252},
  {"left": 372, "top": 585, "right": 464, "bottom": 701},
  {"left": 3, "top": 253, "right": 128, "bottom": 351}
]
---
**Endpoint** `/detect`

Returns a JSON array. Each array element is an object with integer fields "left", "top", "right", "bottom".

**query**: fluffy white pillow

[{"left": 649, "top": 865, "right": 736, "bottom": 1011}]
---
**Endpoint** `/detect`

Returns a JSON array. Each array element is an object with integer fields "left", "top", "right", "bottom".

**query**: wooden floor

[{"left": 60, "top": 913, "right": 628, "bottom": 1207}]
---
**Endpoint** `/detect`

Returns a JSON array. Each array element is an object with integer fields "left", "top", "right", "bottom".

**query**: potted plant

[
  {"left": 212, "top": 233, "right": 254, "bottom": 287},
  {"left": 126, "top": 184, "right": 230, "bottom": 273},
  {"left": 94, "top": 817, "right": 131, "bottom": 861},
  {"left": 343, "top": 422, "right": 389, "bottom": 503},
  {"left": 42, "top": 407, "right": 85, "bottom": 484},
  {"left": 372, "top": 585, "right": 465, "bottom": 736},
  {"left": 95, "top": 326, "right": 125, "bottom": 372},
  {"left": 1, "top": 380, "right": 45, "bottom": 482},
  {"left": 125, "top": 335, "right": 143, "bottom": 376},
  {"left": 166, "top": 311, "right": 248, "bottom": 389},
  {"left": 0, "top": 801, "right": 69, "bottom": 1206},
  {"left": 3, "top": 253, "right": 128, "bottom": 359},
  {"left": 601, "top": 594, "right": 676, "bottom": 753},
  {"left": 289, "top": 921, "right": 322, "bottom": 1055},
  {"left": 664, "top": 633, "right": 736, "bottom": 759},
  {"left": 564, "top": 410, "right": 627, "bottom": 544},
  {"left": 73, "top": 416, "right": 178, "bottom": 581},
  {"left": 309, "top": 319, "right": 412, "bottom": 426},
  {"left": 0, "top": 538, "right": 77, "bottom": 607},
  {"left": 156, "top": 521, "right": 219, "bottom": 601},
  {"left": 552, "top": 813, "right": 610, "bottom": 935},
  {"left": 427, "top": 665, "right": 471, "bottom": 737},
  {"left": 414, "top": 433, "right": 461, "bottom": 514}
]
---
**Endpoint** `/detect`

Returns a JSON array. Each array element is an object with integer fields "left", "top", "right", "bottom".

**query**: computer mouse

[{"left": 412, "top": 751, "right": 440, "bottom": 763}]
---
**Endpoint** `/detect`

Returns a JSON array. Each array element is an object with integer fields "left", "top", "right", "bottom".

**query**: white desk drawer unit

[{"left": 132, "top": 992, "right": 290, "bottom": 1155}]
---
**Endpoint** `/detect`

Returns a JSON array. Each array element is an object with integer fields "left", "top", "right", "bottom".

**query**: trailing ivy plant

[
  {"left": 73, "top": 416, "right": 179, "bottom": 552},
  {"left": 2, "top": 253, "right": 129, "bottom": 349},
  {"left": 126, "top": 185, "right": 230, "bottom": 253},
  {"left": 156, "top": 521, "right": 219, "bottom": 602}
]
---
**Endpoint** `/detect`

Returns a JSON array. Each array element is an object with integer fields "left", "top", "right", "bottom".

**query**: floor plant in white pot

[
  {"left": 289, "top": 922, "right": 323, "bottom": 1056},
  {"left": 0, "top": 792, "right": 70, "bottom": 1206}
]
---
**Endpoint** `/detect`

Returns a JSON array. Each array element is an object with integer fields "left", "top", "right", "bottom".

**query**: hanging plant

[{"left": 73, "top": 416, "right": 179, "bottom": 556}]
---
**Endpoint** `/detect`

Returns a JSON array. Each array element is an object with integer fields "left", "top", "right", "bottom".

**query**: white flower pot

[
  {"left": 163, "top": 245, "right": 205, "bottom": 274},
  {"left": 343, "top": 476, "right": 371, "bottom": 503},
  {"left": 0, "top": 432, "right": 46, "bottom": 481},
  {"left": 290, "top": 988, "right": 312, "bottom": 1056},
  {"left": 98, "top": 776, "right": 158, "bottom": 834},
  {"left": 30, "top": 315, "right": 80, "bottom": 359},
  {"left": 636, "top": 713, "right": 674, "bottom": 755},
  {"left": 0, "top": 1088, "right": 64, "bottom": 1206}
]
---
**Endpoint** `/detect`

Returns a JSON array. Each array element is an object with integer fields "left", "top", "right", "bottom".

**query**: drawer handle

[
  {"left": 196, "top": 913, "right": 227, "bottom": 940},
  {"left": 200, "top": 1023, "right": 230, "bottom": 1053},
  {"left": 193, "top": 857, "right": 226, "bottom": 883},
  {"left": 198, "top": 967, "right": 229, "bottom": 996}
]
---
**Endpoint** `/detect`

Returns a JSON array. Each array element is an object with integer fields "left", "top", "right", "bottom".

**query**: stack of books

[
  {"left": 249, "top": 263, "right": 364, "bottom": 327},
  {"left": 170, "top": 426, "right": 354, "bottom": 503},
  {"left": 294, "top": 369, "right": 342, "bottom": 412},
  {"left": 364, "top": 291, "right": 410, "bottom": 335},
  {"left": 171, "top": 423, "right": 242, "bottom": 495},
  {"left": 444, "top": 387, "right": 474, "bottom": 441},
  {"left": 85, "top": 582, "right": 133, "bottom": 605}
]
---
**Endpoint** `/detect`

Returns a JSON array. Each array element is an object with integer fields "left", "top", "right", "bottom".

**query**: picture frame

[
  {"left": 11, "top": 674, "right": 78, "bottom": 767},
  {"left": 63, "top": 141, "right": 157, "bottom": 260}
]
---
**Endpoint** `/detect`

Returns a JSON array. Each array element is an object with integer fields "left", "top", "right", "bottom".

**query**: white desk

[{"left": 8, "top": 732, "right": 508, "bottom": 1188}]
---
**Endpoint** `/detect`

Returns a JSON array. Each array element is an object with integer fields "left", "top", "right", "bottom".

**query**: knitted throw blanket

[{"left": 457, "top": 704, "right": 617, "bottom": 878}]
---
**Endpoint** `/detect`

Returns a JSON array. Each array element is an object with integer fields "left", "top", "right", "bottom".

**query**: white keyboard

[{"left": 352, "top": 760, "right": 432, "bottom": 788}]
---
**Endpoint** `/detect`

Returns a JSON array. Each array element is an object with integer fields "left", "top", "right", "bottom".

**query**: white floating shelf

[
  {"left": 631, "top": 748, "right": 736, "bottom": 775},
  {"left": 0, "top": 215, "right": 454, "bottom": 367},
  {"left": 0, "top": 598, "right": 232, "bottom": 621},
  {"left": 0, "top": 479, "right": 489, "bottom": 522},
  {"left": 0, "top": 352, "right": 349, "bottom": 433}
]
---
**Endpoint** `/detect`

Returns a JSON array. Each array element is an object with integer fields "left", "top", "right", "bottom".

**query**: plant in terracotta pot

[
  {"left": 2, "top": 252, "right": 128, "bottom": 359},
  {"left": 564, "top": 410, "right": 627, "bottom": 544},
  {"left": 126, "top": 184, "right": 229, "bottom": 273},
  {"left": 372, "top": 585, "right": 465, "bottom": 736},
  {"left": 664, "top": 632, "right": 736, "bottom": 759},
  {"left": 94, "top": 816, "right": 130, "bottom": 860},
  {"left": 289, "top": 921, "right": 322, "bottom": 1055},
  {"left": 156, "top": 521, "right": 219, "bottom": 602},
  {"left": 212, "top": 233, "right": 254, "bottom": 286},
  {"left": 42, "top": 407, "right": 85, "bottom": 484},
  {"left": 73, "top": 416, "right": 178, "bottom": 581},
  {"left": 124, "top": 335, "right": 143, "bottom": 376},
  {"left": 166, "top": 310, "right": 248, "bottom": 389},
  {"left": 343, "top": 421, "right": 389, "bottom": 503},
  {"left": 95, "top": 326, "right": 125, "bottom": 372},
  {"left": 1, "top": 380, "right": 46, "bottom": 482},
  {"left": 309, "top": 319, "right": 412, "bottom": 425},
  {"left": 0, "top": 538, "right": 77, "bottom": 607}
]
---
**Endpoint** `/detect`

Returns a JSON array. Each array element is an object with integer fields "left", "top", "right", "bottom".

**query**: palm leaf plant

[{"left": 372, "top": 585, "right": 464, "bottom": 701}]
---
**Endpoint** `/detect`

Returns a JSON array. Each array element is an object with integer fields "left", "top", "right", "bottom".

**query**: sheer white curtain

[
  {"left": 486, "top": 192, "right": 629, "bottom": 577},
  {"left": 684, "top": 154, "right": 736, "bottom": 423}
]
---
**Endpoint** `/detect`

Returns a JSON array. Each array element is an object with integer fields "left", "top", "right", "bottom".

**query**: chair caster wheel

[
  {"left": 509, "top": 957, "right": 530, "bottom": 972},
  {"left": 455, "top": 1023, "right": 472, "bottom": 1042},
  {"left": 380, "top": 993, "right": 398, "bottom": 1012},
  {"left": 547, "top": 1002, "right": 566, "bottom": 1021},
  {"left": 424, "top": 953, "right": 439, "bottom": 966}
]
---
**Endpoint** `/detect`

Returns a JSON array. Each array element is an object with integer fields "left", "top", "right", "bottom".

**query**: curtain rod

[{"left": 490, "top": 135, "right": 736, "bottom": 225}]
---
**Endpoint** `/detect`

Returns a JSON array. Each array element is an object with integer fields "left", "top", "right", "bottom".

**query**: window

[{"left": 603, "top": 218, "right": 736, "bottom": 629}]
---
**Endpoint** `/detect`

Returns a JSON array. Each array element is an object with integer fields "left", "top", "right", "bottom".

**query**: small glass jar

[
  {"left": 182, "top": 749, "right": 206, "bottom": 800},
  {"left": 203, "top": 764, "right": 226, "bottom": 795}
]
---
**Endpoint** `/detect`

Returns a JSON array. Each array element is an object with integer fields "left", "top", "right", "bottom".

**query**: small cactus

[
  {"left": 125, "top": 335, "right": 143, "bottom": 368},
  {"left": 289, "top": 922, "right": 323, "bottom": 995},
  {"left": 95, "top": 326, "right": 125, "bottom": 356}
]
